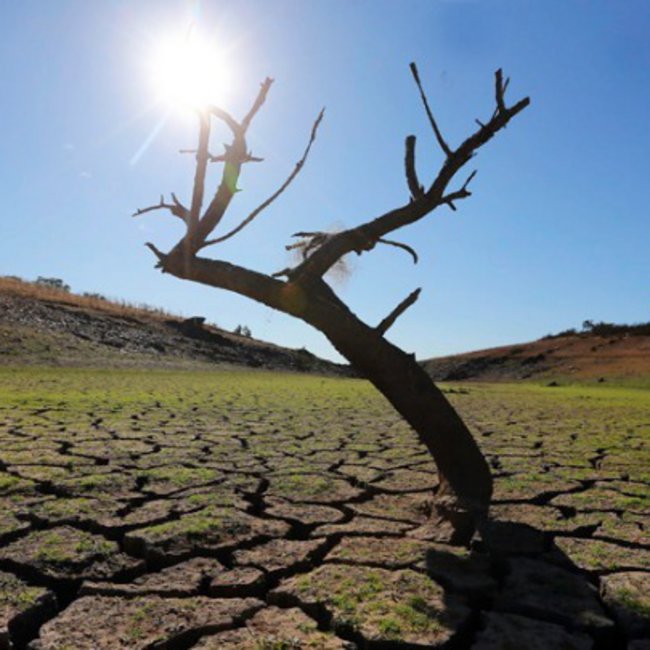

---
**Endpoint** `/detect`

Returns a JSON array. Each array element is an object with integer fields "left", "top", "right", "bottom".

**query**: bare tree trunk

[
  {"left": 136, "top": 65, "right": 529, "bottom": 546},
  {"left": 300, "top": 281, "right": 491, "bottom": 544}
]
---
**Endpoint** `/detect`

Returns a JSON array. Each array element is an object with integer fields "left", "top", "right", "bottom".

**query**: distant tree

[
  {"left": 233, "top": 324, "right": 253, "bottom": 338},
  {"left": 135, "top": 64, "right": 529, "bottom": 543},
  {"left": 36, "top": 276, "right": 70, "bottom": 292},
  {"left": 582, "top": 320, "right": 595, "bottom": 332}
]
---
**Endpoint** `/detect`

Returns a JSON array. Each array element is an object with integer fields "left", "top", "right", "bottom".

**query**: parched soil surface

[{"left": 0, "top": 369, "right": 648, "bottom": 648}]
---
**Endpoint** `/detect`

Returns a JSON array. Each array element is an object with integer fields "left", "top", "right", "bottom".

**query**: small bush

[
  {"left": 36, "top": 276, "right": 70, "bottom": 292},
  {"left": 234, "top": 325, "right": 252, "bottom": 338}
]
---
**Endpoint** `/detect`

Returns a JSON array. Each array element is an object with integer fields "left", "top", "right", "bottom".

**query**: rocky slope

[{"left": 0, "top": 278, "right": 348, "bottom": 375}]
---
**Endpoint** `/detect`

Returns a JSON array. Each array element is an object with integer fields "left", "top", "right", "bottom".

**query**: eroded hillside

[
  {"left": 0, "top": 277, "right": 347, "bottom": 375},
  {"left": 423, "top": 331, "right": 650, "bottom": 383}
]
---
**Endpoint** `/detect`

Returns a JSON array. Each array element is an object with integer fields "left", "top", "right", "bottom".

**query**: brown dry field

[{"left": 423, "top": 333, "right": 650, "bottom": 383}]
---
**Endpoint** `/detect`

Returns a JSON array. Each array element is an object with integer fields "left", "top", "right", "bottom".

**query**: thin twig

[
  {"left": 241, "top": 77, "right": 274, "bottom": 133},
  {"left": 207, "top": 151, "right": 264, "bottom": 164},
  {"left": 404, "top": 135, "right": 424, "bottom": 200},
  {"left": 292, "top": 68, "right": 529, "bottom": 281},
  {"left": 286, "top": 231, "right": 331, "bottom": 259},
  {"left": 378, "top": 238, "right": 419, "bottom": 264},
  {"left": 180, "top": 147, "right": 263, "bottom": 164},
  {"left": 494, "top": 69, "right": 506, "bottom": 116},
  {"left": 462, "top": 169, "right": 478, "bottom": 190},
  {"left": 200, "top": 109, "right": 325, "bottom": 249},
  {"left": 208, "top": 107, "right": 240, "bottom": 135},
  {"left": 144, "top": 242, "right": 166, "bottom": 268},
  {"left": 409, "top": 62, "right": 452, "bottom": 157},
  {"left": 441, "top": 169, "right": 478, "bottom": 211},
  {"left": 133, "top": 195, "right": 188, "bottom": 222}
]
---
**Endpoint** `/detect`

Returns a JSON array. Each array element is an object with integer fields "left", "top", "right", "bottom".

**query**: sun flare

[{"left": 150, "top": 30, "right": 230, "bottom": 111}]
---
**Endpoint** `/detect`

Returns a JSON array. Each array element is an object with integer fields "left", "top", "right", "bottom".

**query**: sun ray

[{"left": 129, "top": 110, "right": 170, "bottom": 166}]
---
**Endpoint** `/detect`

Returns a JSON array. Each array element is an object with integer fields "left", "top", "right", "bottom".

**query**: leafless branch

[
  {"left": 208, "top": 107, "right": 240, "bottom": 136},
  {"left": 199, "top": 109, "right": 325, "bottom": 249},
  {"left": 133, "top": 194, "right": 189, "bottom": 223},
  {"left": 167, "top": 79, "right": 279, "bottom": 256},
  {"left": 378, "top": 238, "right": 418, "bottom": 264},
  {"left": 207, "top": 150, "right": 264, "bottom": 164},
  {"left": 180, "top": 148, "right": 262, "bottom": 164},
  {"left": 271, "top": 267, "right": 292, "bottom": 278},
  {"left": 493, "top": 69, "right": 509, "bottom": 118},
  {"left": 290, "top": 68, "right": 529, "bottom": 281},
  {"left": 241, "top": 77, "right": 274, "bottom": 133},
  {"left": 376, "top": 288, "right": 422, "bottom": 336},
  {"left": 292, "top": 231, "right": 325, "bottom": 238},
  {"left": 286, "top": 231, "right": 331, "bottom": 259},
  {"left": 145, "top": 242, "right": 165, "bottom": 268},
  {"left": 462, "top": 169, "right": 478, "bottom": 190},
  {"left": 441, "top": 170, "right": 477, "bottom": 211},
  {"left": 181, "top": 147, "right": 263, "bottom": 164},
  {"left": 405, "top": 135, "right": 424, "bottom": 200},
  {"left": 409, "top": 62, "right": 452, "bottom": 158},
  {"left": 188, "top": 112, "right": 211, "bottom": 240}
]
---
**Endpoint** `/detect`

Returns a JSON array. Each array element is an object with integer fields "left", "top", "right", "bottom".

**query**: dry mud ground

[{"left": 0, "top": 368, "right": 648, "bottom": 649}]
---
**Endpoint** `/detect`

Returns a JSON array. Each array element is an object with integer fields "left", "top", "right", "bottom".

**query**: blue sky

[{"left": 1, "top": 1, "right": 648, "bottom": 362}]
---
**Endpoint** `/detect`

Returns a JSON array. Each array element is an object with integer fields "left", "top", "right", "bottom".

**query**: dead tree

[{"left": 135, "top": 65, "right": 529, "bottom": 544}]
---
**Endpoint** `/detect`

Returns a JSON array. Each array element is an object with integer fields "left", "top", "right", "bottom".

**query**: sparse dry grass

[{"left": 0, "top": 276, "right": 176, "bottom": 322}]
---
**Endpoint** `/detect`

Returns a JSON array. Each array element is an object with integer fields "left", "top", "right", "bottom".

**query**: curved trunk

[
  {"left": 143, "top": 66, "right": 529, "bottom": 546},
  {"left": 159, "top": 253, "right": 492, "bottom": 544},
  {"left": 301, "top": 282, "right": 492, "bottom": 545}
]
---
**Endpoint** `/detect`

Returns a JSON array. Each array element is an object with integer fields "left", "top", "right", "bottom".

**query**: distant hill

[
  {"left": 0, "top": 276, "right": 349, "bottom": 374},
  {"left": 422, "top": 324, "right": 650, "bottom": 383}
]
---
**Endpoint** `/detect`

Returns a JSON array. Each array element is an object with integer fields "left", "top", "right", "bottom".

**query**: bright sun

[{"left": 150, "top": 30, "right": 230, "bottom": 111}]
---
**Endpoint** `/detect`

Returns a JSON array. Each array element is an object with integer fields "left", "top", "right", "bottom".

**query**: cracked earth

[{"left": 0, "top": 369, "right": 648, "bottom": 648}]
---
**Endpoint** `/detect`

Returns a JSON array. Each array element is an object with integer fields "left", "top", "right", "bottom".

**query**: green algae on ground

[
  {"left": 273, "top": 564, "right": 470, "bottom": 645},
  {"left": 0, "top": 367, "right": 648, "bottom": 647}
]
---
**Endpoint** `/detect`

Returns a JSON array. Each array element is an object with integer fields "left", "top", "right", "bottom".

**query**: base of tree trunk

[{"left": 409, "top": 494, "right": 488, "bottom": 547}]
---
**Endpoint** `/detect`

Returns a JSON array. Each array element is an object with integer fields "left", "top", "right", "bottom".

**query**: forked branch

[
  {"left": 442, "top": 170, "right": 478, "bottom": 211},
  {"left": 289, "top": 69, "right": 529, "bottom": 281},
  {"left": 171, "top": 79, "right": 275, "bottom": 256},
  {"left": 133, "top": 194, "right": 189, "bottom": 223},
  {"left": 285, "top": 231, "right": 331, "bottom": 260},
  {"left": 143, "top": 64, "right": 528, "bottom": 330},
  {"left": 200, "top": 108, "right": 325, "bottom": 249}
]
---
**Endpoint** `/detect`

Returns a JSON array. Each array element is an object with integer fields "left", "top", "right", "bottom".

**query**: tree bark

[
  {"left": 297, "top": 280, "right": 492, "bottom": 545},
  {"left": 160, "top": 252, "right": 492, "bottom": 543}
]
